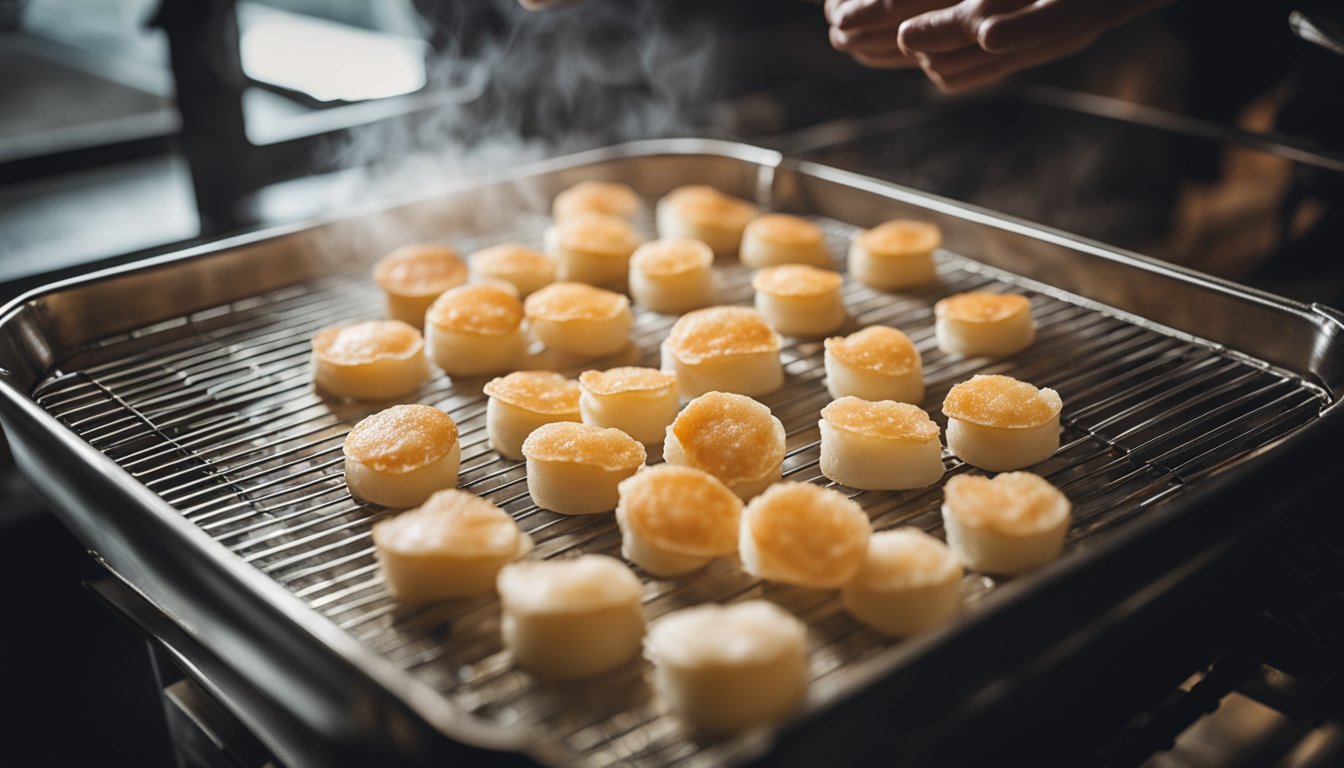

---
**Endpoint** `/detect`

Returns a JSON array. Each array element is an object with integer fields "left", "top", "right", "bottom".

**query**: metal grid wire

[{"left": 31, "top": 212, "right": 1328, "bottom": 767}]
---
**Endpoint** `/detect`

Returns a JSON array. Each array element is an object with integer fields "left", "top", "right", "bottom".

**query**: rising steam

[{"left": 324, "top": 0, "right": 718, "bottom": 201}]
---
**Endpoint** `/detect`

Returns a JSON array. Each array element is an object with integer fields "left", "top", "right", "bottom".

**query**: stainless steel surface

[
  {"left": 1290, "top": 10, "right": 1344, "bottom": 58},
  {"left": 163, "top": 677, "right": 277, "bottom": 768},
  {"left": 771, "top": 88, "right": 1344, "bottom": 176},
  {"left": 1, "top": 140, "right": 1342, "bottom": 766},
  {"left": 1012, "top": 86, "right": 1344, "bottom": 174}
]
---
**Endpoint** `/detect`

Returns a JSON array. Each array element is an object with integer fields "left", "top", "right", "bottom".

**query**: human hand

[
  {"left": 517, "top": 0, "right": 583, "bottom": 9},
  {"left": 896, "top": 0, "right": 1175, "bottom": 92},
  {"left": 825, "top": 0, "right": 961, "bottom": 69}
]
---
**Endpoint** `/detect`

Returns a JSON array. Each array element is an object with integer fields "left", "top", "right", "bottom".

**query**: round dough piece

[
  {"left": 543, "top": 213, "right": 643, "bottom": 290},
  {"left": 497, "top": 555, "right": 646, "bottom": 679},
  {"left": 615, "top": 465, "right": 743, "bottom": 576},
  {"left": 372, "top": 489, "right": 532, "bottom": 602},
  {"left": 468, "top": 243, "right": 555, "bottom": 298},
  {"left": 629, "top": 238, "right": 716, "bottom": 315},
  {"left": 373, "top": 244, "right": 469, "bottom": 327},
  {"left": 344, "top": 404, "right": 460, "bottom": 508},
  {"left": 524, "top": 282, "right": 634, "bottom": 359},
  {"left": 740, "top": 213, "right": 830, "bottom": 269},
  {"left": 823, "top": 325, "right": 924, "bottom": 403},
  {"left": 646, "top": 601, "right": 808, "bottom": 732},
  {"left": 841, "top": 527, "right": 962, "bottom": 636},
  {"left": 752, "top": 264, "right": 847, "bottom": 337},
  {"left": 663, "top": 392, "right": 786, "bottom": 501},
  {"left": 522, "top": 422, "right": 646, "bottom": 515},
  {"left": 312, "top": 320, "right": 431, "bottom": 401},
  {"left": 661, "top": 306, "right": 783, "bottom": 398},
  {"left": 483, "top": 371, "right": 582, "bottom": 460},
  {"left": 941, "top": 471, "right": 1071, "bottom": 575},
  {"left": 578, "top": 367, "right": 679, "bottom": 445},
  {"left": 934, "top": 292, "right": 1035, "bottom": 357},
  {"left": 425, "top": 283, "right": 525, "bottom": 377},
  {"left": 553, "top": 180, "right": 641, "bottom": 221},
  {"left": 656, "top": 185, "right": 759, "bottom": 257},
  {"left": 819, "top": 397, "right": 944, "bottom": 490},
  {"left": 942, "top": 374, "right": 1062, "bottom": 471},
  {"left": 849, "top": 220, "right": 940, "bottom": 290},
  {"left": 739, "top": 482, "right": 872, "bottom": 588}
]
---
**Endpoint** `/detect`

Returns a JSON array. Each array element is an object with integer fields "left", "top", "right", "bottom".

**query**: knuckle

[
  {"left": 962, "top": 0, "right": 993, "bottom": 27},
  {"left": 977, "top": 17, "right": 1003, "bottom": 50},
  {"left": 965, "top": 0, "right": 1023, "bottom": 32},
  {"left": 896, "top": 18, "right": 921, "bottom": 49}
]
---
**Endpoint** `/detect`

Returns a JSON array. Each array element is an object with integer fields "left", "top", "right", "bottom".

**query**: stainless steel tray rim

[
  {"left": 0, "top": 377, "right": 540, "bottom": 755},
  {"left": 793, "top": 156, "right": 1339, "bottom": 345},
  {"left": 0, "top": 137, "right": 783, "bottom": 359},
  {"left": 2, "top": 137, "right": 1336, "bottom": 400}
]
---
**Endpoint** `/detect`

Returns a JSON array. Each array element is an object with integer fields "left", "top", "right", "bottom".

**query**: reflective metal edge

[
  {"left": 0, "top": 382, "right": 537, "bottom": 766},
  {"left": 0, "top": 138, "right": 783, "bottom": 386},
  {"left": 774, "top": 155, "right": 1344, "bottom": 405}
]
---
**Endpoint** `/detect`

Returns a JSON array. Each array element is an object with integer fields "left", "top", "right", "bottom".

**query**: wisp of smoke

[{"left": 324, "top": 0, "right": 718, "bottom": 205}]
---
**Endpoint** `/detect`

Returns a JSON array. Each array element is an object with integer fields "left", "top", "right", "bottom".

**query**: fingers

[
  {"left": 977, "top": 0, "right": 1092, "bottom": 52},
  {"left": 830, "top": 24, "right": 848, "bottom": 50},
  {"left": 830, "top": 0, "right": 953, "bottom": 31},
  {"left": 827, "top": 0, "right": 924, "bottom": 67},
  {"left": 518, "top": 0, "right": 582, "bottom": 9},
  {"left": 831, "top": 14, "right": 906, "bottom": 45},
  {"left": 831, "top": 17, "right": 909, "bottom": 52},
  {"left": 897, "top": 5, "right": 973, "bottom": 54},
  {"left": 824, "top": 0, "right": 848, "bottom": 25},
  {"left": 832, "top": 25, "right": 919, "bottom": 67},
  {"left": 923, "top": 29, "right": 1097, "bottom": 92},
  {"left": 916, "top": 45, "right": 996, "bottom": 79},
  {"left": 897, "top": 0, "right": 1032, "bottom": 55},
  {"left": 977, "top": 0, "right": 1175, "bottom": 53},
  {"left": 827, "top": 0, "right": 1085, "bottom": 73},
  {"left": 836, "top": 0, "right": 1160, "bottom": 86},
  {"left": 854, "top": 50, "right": 924, "bottom": 68},
  {"left": 832, "top": 27, "right": 910, "bottom": 57}
]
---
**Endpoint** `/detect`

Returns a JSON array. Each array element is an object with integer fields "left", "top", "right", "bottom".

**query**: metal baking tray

[{"left": 2, "top": 140, "right": 1343, "bottom": 767}]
